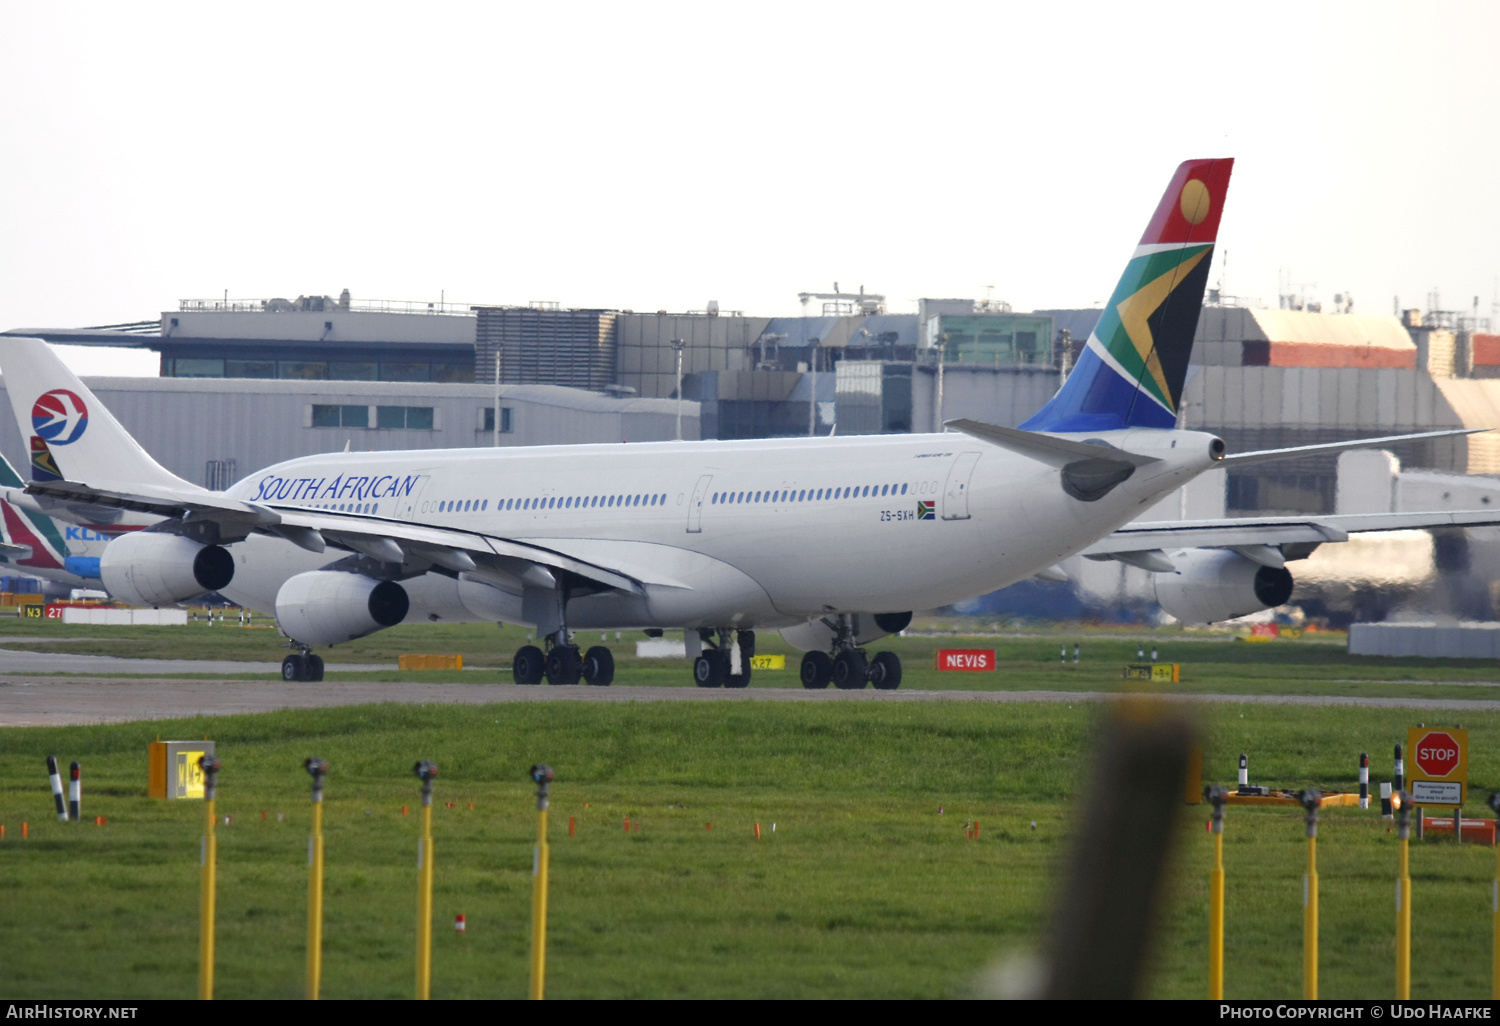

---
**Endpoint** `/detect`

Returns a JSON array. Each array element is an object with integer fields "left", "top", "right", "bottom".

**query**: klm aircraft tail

[
  {"left": 1021, "top": 158, "right": 1234, "bottom": 433},
  {"left": 0, "top": 449, "right": 71, "bottom": 573}
]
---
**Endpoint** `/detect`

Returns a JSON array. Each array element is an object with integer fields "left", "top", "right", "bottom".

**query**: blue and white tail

[
  {"left": 0, "top": 338, "right": 203, "bottom": 493},
  {"left": 1021, "top": 158, "right": 1234, "bottom": 434}
]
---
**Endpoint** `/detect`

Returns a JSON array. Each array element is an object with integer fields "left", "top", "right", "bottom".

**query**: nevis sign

[
  {"left": 935, "top": 649, "right": 995, "bottom": 672},
  {"left": 1407, "top": 726, "right": 1468, "bottom": 806}
]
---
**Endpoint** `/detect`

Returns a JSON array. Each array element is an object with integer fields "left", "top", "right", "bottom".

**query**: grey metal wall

[
  {"left": 0, "top": 377, "right": 698, "bottom": 488},
  {"left": 910, "top": 364, "right": 1062, "bottom": 432},
  {"left": 616, "top": 313, "right": 773, "bottom": 398},
  {"left": 474, "top": 308, "right": 618, "bottom": 391}
]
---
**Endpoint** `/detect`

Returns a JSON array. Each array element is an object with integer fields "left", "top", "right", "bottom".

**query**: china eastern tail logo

[
  {"left": 917, "top": 501, "right": 935, "bottom": 520},
  {"left": 32, "top": 390, "right": 88, "bottom": 445}
]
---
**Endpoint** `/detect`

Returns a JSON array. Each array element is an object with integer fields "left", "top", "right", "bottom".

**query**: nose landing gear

[{"left": 282, "top": 645, "right": 325, "bottom": 682}]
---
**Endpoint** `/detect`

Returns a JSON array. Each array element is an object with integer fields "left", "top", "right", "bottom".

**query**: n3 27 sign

[{"left": 1407, "top": 726, "right": 1468, "bottom": 806}]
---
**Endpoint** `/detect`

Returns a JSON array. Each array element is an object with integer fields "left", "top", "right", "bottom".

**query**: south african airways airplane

[{"left": 2, "top": 158, "right": 1491, "bottom": 686}]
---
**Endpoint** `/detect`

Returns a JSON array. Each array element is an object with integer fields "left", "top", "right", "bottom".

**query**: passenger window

[
  {"left": 880, "top": 485, "right": 887, "bottom": 497},
  {"left": 901, "top": 484, "right": 907, "bottom": 495}
]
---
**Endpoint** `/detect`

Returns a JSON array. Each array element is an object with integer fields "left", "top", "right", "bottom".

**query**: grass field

[{"left": 3, "top": 696, "right": 1499, "bottom": 999}]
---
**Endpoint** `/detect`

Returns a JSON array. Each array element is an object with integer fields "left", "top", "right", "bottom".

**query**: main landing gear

[
  {"left": 799, "top": 616, "right": 902, "bottom": 691},
  {"left": 693, "top": 629, "right": 755, "bottom": 689},
  {"left": 282, "top": 646, "right": 325, "bottom": 682},
  {"left": 513, "top": 631, "right": 614, "bottom": 686}
]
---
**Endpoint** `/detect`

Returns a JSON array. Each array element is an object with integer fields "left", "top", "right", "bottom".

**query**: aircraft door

[
  {"left": 942, "top": 452, "right": 980, "bottom": 521},
  {"left": 687, "top": 474, "right": 713, "bottom": 533}
]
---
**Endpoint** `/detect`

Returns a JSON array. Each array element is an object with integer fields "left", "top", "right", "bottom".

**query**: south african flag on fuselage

[{"left": 918, "top": 501, "right": 935, "bottom": 520}]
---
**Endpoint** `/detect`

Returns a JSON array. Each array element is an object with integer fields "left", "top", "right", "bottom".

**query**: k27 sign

[
  {"left": 1407, "top": 726, "right": 1468, "bottom": 806},
  {"left": 935, "top": 649, "right": 995, "bottom": 672}
]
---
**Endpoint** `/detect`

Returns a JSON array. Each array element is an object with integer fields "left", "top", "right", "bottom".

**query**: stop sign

[{"left": 1413, "top": 731, "right": 1461, "bottom": 777}]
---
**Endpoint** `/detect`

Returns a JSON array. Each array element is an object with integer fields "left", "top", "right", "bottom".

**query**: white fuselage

[{"left": 218, "top": 428, "right": 1224, "bottom": 630}]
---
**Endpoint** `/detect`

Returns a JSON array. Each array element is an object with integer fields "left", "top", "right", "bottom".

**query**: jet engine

[
  {"left": 1153, "top": 549, "right": 1294, "bottom": 625},
  {"left": 99, "top": 532, "right": 235, "bottom": 607},
  {"left": 275, "top": 571, "right": 409, "bottom": 646}
]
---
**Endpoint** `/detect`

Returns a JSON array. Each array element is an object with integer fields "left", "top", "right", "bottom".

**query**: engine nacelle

[
  {"left": 1153, "top": 549, "right": 1294, "bottom": 625},
  {"left": 99, "top": 532, "right": 235, "bottom": 607},
  {"left": 275, "top": 571, "right": 409, "bottom": 646}
]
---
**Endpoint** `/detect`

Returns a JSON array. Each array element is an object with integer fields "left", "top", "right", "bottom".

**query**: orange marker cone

[
  {"left": 569, "top": 816, "right": 575, "bottom": 836},
  {"left": 623, "top": 816, "right": 629, "bottom": 833},
  {"left": 95, "top": 816, "right": 106, "bottom": 826},
  {"left": 22, "top": 822, "right": 28, "bottom": 839},
  {"left": 402, "top": 805, "right": 409, "bottom": 816},
  {"left": 468, "top": 803, "right": 474, "bottom": 811},
  {"left": 706, "top": 822, "right": 712, "bottom": 832},
  {"left": 1, "top": 824, "right": 5, "bottom": 840},
  {"left": 261, "top": 810, "right": 267, "bottom": 820},
  {"left": 754, "top": 823, "right": 761, "bottom": 840}
]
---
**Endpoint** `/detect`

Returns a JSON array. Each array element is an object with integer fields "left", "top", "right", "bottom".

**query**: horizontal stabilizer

[
  {"left": 945, "top": 419, "right": 1160, "bottom": 468},
  {"left": 1221, "top": 428, "right": 1486, "bottom": 467}
]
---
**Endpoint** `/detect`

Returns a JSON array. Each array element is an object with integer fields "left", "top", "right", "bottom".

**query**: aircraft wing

[
  {"left": 15, "top": 477, "right": 648, "bottom": 596},
  {"left": 1083, "top": 509, "right": 1500, "bottom": 556},
  {"left": 267, "top": 505, "right": 648, "bottom": 595},
  {"left": 14, "top": 479, "right": 277, "bottom": 526}
]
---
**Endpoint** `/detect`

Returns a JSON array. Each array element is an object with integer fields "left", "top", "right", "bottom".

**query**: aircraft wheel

[
  {"left": 307, "top": 654, "right": 325, "bottom": 682},
  {"left": 582, "top": 646, "right": 615, "bottom": 686},
  {"left": 869, "top": 651, "right": 902, "bottom": 690},
  {"left": 693, "top": 651, "right": 727, "bottom": 688},
  {"left": 832, "top": 649, "right": 868, "bottom": 690},
  {"left": 282, "top": 655, "right": 304, "bottom": 682},
  {"left": 800, "top": 650, "right": 832, "bottom": 689},
  {"left": 725, "top": 666, "right": 752, "bottom": 689},
  {"left": 512, "top": 645, "right": 545, "bottom": 685},
  {"left": 545, "top": 645, "right": 583, "bottom": 685}
]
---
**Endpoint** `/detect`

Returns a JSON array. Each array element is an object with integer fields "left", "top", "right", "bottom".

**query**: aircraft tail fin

[
  {"left": 0, "top": 338, "right": 204, "bottom": 493},
  {"left": 1021, "top": 158, "right": 1234, "bottom": 433},
  {"left": 0, "top": 449, "right": 70, "bottom": 570}
]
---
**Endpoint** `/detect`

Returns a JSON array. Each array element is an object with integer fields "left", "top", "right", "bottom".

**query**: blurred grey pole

[{"left": 1042, "top": 702, "right": 1196, "bottom": 999}]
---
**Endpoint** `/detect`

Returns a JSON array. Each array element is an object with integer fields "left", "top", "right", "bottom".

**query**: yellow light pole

[
  {"left": 1397, "top": 790, "right": 1412, "bottom": 999},
  {"left": 529, "top": 763, "right": 554, "bottom": 1001},
  {"left": 1299, "top": 789, "right": 1322, "bottom": 1001},
  {"left": 304, "top": 757, "right": 328, "bottom": 1000},
  {"left": 414, "top": 760, "right": 438, "bottom": 1000},
  {"left": 198, "top": 754, "right": 221, "bottom": 1001},
  {"left": 1205, "top": 785, "right": 1227, "bottom": 999}
]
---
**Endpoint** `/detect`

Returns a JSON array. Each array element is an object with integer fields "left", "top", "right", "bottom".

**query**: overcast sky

[{"left": 2, "top": 1, "right": 1496, "bottom": 375}]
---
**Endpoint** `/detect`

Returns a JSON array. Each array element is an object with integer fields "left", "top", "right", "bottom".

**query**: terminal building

[{"left": 8, "top": 291, "right": 1500, "bottom": 507}]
